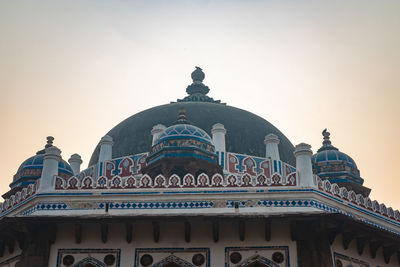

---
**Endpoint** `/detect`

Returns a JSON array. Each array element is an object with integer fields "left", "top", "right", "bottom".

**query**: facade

[{"left": 0, "top": 68, "right": 399, "bottom": 267}]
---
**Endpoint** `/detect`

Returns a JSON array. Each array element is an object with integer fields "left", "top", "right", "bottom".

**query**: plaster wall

[
  {"left": 330, "top": 233, "right": 395, "bottom": 267},
  {"left": 48, "top": 219, "right": 297, "bottom": 267}
]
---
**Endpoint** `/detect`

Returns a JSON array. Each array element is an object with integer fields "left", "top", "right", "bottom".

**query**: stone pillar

[
  {"left": 294, "top": 143, "right": 315, "bottom": 187},
  {"left": 212, "top": 123, "right": 226, "bottom": 165},
  {"left": 264, "top": 133, "right": 280, "bottom": 161},
  {"left": 38, "top": 146, "right": 61, "bottom": 193},
  {"left": 68, "top": 154, "right": 82, "bottom": 175},
  {"left": 98, "top": 135, "right": 113, "bottom": 163},
  {"left": 151, "top": 124, "right": 166, "bottom": 145}
]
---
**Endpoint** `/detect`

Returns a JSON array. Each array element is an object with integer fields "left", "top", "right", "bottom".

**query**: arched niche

[
  {"left": 153, "top": 254, "right": 194, "bottom": 267},
  {"left": 238, "top": 255, "right": 279, "bottom": 267},
  {"left": 75, "top": 257, "right": 105, "bottom": 267}
]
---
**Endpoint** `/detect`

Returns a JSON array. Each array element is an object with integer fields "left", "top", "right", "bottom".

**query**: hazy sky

[{"left": 0, "top": 1, "right": 399, "bottom": 208}]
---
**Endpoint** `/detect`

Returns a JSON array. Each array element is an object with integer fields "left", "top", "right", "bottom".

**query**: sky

[{"left": 0, "top": 0, "right": 399, "bottom": 208}]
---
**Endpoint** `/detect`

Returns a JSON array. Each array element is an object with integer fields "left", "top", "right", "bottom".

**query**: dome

[
  {"left": 312, "top": 149, "right": 361, "bottom": 182},
  {"left": 312, "top": 129, "right": 369, "bottom": 196},
  {"left": 155, "top": 124, "right": 213, "bottom": 146},
  {"left": 144, "top": 110, "right": 221, "bottom": 178},
  {"left": 89, "top": 102, "right": 296, "bottom": 166},
  {"left": 89, "top": 68, "right": 296, "bottom": 166},
  {"left": 313, "top": 149, "right": 357, "bottom": 169},
  {"left": 148, "top": 111, "right": 217, "bottom": 166},
  {"left": 10, "top": 137, "right": 73, "bottom": 189}
]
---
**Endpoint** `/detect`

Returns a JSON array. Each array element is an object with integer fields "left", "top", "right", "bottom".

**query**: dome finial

[
  {"left": 191, "top": 66, "right": 205, "bottom": 82},
  {"left": 322, "top": 129, "right": 331, "bottom": 146},
  {"left": 178, "top": 108, "right": 187, "bottom": 120},
  {"left": 185, "top": 67, "right": 210, "bottom": 96},
  {"left": 45, "top": 136, "right": 54, "bottom": 148},
  {"left": 177, "top": 67, "right": 223, "bottom": 104},
  {"left": 172, "top": 108, "right": 192, "bottom": 125}
]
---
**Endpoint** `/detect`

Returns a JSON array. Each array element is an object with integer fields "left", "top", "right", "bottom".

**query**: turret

[
  {"left": 38, "top": 145, "right": 61, "bottom": 193},
  {"left": 294, "top": 143, "right": 315, "bottom": 187},
  {"left": 264, "top": 133, "right": 280, "bottom": 161},
  {"left": 98, "top": 135, "right": 114, "bottom": 163},
  {"left": 68, "top": 153, "right": 82, "bottom": 175},
  {"left": 212, "top": 123, "right": 226, "bottom": 165}
]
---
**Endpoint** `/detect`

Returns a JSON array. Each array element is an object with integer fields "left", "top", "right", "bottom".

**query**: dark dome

[{"left": 89, "top": 101, "right": 295, "bottom": 166}]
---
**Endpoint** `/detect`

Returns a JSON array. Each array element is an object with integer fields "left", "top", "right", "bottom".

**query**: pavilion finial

[
  {"left": 317, "top": 129, "right": 338, "bottom": 152},
  {"left": 322, "top": 129, "right": 331, "bottom": 146},
  {"left": 173, "top": 108, "right": 190, "bottom": 125}
]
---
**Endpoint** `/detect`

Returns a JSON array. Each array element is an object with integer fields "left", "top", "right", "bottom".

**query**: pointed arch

[
  {"left": 153, "top": 254, "right": 194, "bottom": 267},
  {"left": 74, "top": 256, "right": 105, "bottom": 267},
  {"left": 238, "top": 255, "right": 279, "bottom": 267}
]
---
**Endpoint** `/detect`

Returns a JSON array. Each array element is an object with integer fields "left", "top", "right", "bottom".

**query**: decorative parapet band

[
  {"left": 315, "top": 176, "right": 400, "bottom": 223},
  {"left": 0, "top": 182, "right": 38, "bottom": 213},
  {"left": 54, "top": 172, "right": 297, "bottom": 190}
]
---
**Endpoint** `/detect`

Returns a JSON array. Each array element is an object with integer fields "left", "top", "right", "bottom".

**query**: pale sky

[{"left": 0, "top": 1, "right": 399, "bottom": 208}]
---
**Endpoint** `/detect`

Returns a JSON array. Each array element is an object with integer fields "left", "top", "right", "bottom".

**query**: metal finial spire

[{"left": 45, "top": 136, "right": 54, "bottom": 148}]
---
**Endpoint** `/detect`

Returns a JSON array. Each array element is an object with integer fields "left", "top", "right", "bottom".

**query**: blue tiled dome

[
  {"left": 313, "top": 150, "right": 357, "bottom": 169},
  {"left": 155, "top": 124, "right": 213, "bottom": 146},
  {"left": 11, "top": 138, "right": 73, "bottom": 189},
  {"left": 312, "top": 129, "right": 364, "bottom": 189},
  {"left": 144, "top": 111, "right": 221, "bottom": 178}
]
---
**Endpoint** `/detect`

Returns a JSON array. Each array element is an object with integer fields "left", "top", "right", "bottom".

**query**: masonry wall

[{"left": 48, "top": 218, "right": 297, "bottom": 267}]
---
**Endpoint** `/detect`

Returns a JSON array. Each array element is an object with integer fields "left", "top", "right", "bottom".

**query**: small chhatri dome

[
  {"left": 154, "top": 109, "right": 213, "bottom": 149},
  {"left": 4, "top": 137, "right": 73, "bottom": 198},
  {"left": 312, "top": 129, "right": 370, "bottom": 196},
  {"left": 155, "top": 124, "right": 213, "bottom": 147},
  {"left": 143, "top": 111, "right": 221, "bottom": 178}
]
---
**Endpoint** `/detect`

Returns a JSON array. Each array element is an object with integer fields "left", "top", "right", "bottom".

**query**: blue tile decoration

[{"left": 17, "top": 194, "right": 400, "bottom": 237}]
